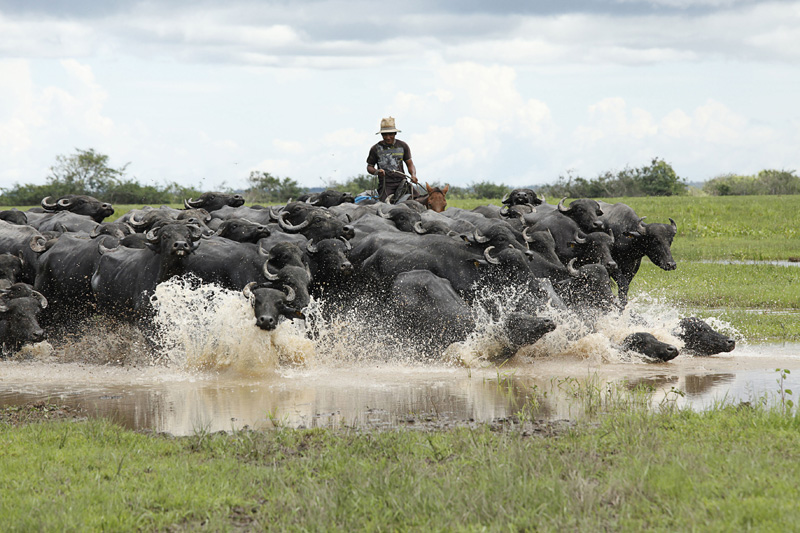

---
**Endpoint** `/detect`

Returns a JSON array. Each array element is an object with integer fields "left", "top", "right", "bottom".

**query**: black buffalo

[
  {"left": 674, "top": 317, "right": 736, "bottom": 356},
  {"left": 184, "top": 192, "right": 245, "bottom": 212},
  {"left": 297, "top": 189, "right": 356, "bottom": 208},
  {"left": 599, "top": 201, "right": 677, "bottom": 307},
  {"left": 40, "top": 195, "right": 114, "bottom": 223},
  {"left": 0, "top": 285, "right": 48, "bottom": 354},
  {"left": 91, "top": 222, "right": 205, "bottom": 318},
  {"left": 243, "top": 282, "right": 304, "bottom": 330},
  {"left": 622, "top": 332, "right": 680, "bottom": 362}
]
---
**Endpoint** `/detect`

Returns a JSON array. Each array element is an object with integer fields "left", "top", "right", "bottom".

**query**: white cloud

[{"left": 273, "top": 139, "right": 304, "bottom": 154}]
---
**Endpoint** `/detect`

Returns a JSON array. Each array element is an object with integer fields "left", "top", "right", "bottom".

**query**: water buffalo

[
  {"left": 674, "top": 317, "right": 736, "bottom": 356},
  {"left": 598, "top": 201, "right": 677, "bottom": 307},
  {"left": 0, "top": 285, "right": 48, "bottom": 354},
  {"left": 91, "top": 222, "right": 206, "bottom": 318},
  {"left": 184, "top": 192, "right": 245, "bottom": 212},
  {"left": 621, "top": 332, "right": 680, "bottom": 362},
  {"left": 243, "top": 282, "right": 303, "bottom": 330},
  {"left": 39, "top": 195, "right": 114, "bottom": 222},
  {"left": 390, "top": 270, "right": 555, "bottom": 360},
  {"left": 296, "top": 189, "right": 355, "bottom": 208}
]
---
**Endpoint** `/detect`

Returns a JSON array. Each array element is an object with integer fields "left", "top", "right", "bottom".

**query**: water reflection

[{"left": 2, "top": 343, "right": 799, "bottom": 435}]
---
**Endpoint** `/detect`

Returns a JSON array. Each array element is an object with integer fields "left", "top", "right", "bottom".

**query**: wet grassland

[
  {"left": 3, "top": 386, "right": 800, "bottom": 530},
  {"left": 3, "top": 195, "right": 800, "bottom": 530}
]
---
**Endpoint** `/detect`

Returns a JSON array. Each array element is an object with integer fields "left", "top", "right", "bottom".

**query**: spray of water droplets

[{"left": 143, "top": 275, "right": 741, "bottom": 373}]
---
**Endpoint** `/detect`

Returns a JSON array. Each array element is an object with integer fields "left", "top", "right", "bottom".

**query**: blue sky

[{"left": 1, "top": 0, "right": 799, "bottom": 191}]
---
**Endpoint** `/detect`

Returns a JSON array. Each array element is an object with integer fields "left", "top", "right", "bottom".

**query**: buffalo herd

[{"left": 0, "top": 188, "right": 736, "bottom": 363}]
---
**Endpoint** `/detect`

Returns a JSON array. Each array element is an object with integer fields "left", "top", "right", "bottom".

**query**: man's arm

[
  {"left": 367, "top": 164, "right": 385, "bottom": 178},
  {"left": 406, "top": 159, "right": 418, "bottom": 183}
]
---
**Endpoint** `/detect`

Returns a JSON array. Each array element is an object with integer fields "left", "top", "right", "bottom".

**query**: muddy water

[{"left": 1, "top": 278, "right": 798, "bottom": 435}]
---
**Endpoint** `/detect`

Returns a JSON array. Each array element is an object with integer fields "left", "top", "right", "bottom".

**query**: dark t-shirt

[{"left": 366, "top": 140, "right": 412, "bottom": 177}]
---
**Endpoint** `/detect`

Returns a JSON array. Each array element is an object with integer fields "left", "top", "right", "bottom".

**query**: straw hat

[{"left": 376, "top": 116, "right": 401, "bottom": 135}]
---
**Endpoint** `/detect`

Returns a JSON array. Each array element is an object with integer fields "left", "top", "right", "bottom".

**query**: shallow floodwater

[{"left": 1, "top": 278, "right": 798, "bottom": 435}]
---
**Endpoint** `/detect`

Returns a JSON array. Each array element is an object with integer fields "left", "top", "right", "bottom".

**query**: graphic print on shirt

[{"left": 376, "top": 144, "right": 405, "bottom": 174}]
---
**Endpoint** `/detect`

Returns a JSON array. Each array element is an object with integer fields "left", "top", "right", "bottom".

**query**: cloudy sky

[{"left": 1, "top": 0, "right": 799, "bottom": 192}]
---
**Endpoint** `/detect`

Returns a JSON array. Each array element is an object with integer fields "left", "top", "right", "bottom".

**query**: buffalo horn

[
  {"left": 262, "top": 263, "right": 280, "bottom": 281},
  {"left": 573, "top": 233, "right": 587, "bottom": 244},
  {"left": 557, "top": 197, "right": 570, "bottom": 213},
  {"left": 40, "top": 196, "right": 59, "bottom": 210},
  {"left": 376, "top": 205, "right": 391, "bottom": 219},
  {"left": 57, "top": 197, "right": 72, "bottom": 208},
  {"left": 338, "top": 236, "right": 352, "bottom": 251},
  {"left": 277, "top": 212, "right": 310, "bottom": 232},
  {"left": 567, "top": 258, "right": 580, "bottom": 277},
  {"left": 29, "top": 235, "right": 47, "bottom": 253},
  {"left": 483, "top": 246, "right": 500, "bottom": 265},
  {"left": 306, "top": 240, "right": 318, "bottom": 253},
  {"left": 128, "top": 211, "right": 148, "bottom": 228},
  {"left": 669, "top": 217, "right": 677, "bottom": 231},
  {"left": 283, "top": 285, "right": 296, "bottom": 302},
  {"left": 413, "top": 221, "right": 428, "bottom": 234},
  {"left": 184, "top": 197, "right": 203, "bottom": 208},
  {"left": 500, "top": 192, "right": 510, "bottom": 204},
  {"left": 637, "top": 216, "right": 648, "bottom": 233},
  {"left": 522, "top": 226, "right": 533, "bottom": 242},
  {"left": 98, "top": 240, "right": 118, "bottom": 255},
  {"left": 145, "top": 229, "right": 159, "bottom": 243},
  {"left": 32, "top": 290, "right": 48, "bottom": 309},
  {"left": 243, "top": 282, "right": 257, "bottom": 304},
  {"left": 472, "top": 229, "right": 489, "bottom": 244}
]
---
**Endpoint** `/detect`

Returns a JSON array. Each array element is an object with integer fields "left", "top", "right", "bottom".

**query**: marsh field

[{"left": 2, "top": 194, "right": 800, "bottom": 530}]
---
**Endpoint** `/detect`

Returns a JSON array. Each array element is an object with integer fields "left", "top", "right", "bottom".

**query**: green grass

[{"left": 3, "top": 397, "right": 800, "bottom": 531}]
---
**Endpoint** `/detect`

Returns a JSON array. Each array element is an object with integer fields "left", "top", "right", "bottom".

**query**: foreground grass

[{"left": 2, "top": 399, "right": 800, "bottom": 531}]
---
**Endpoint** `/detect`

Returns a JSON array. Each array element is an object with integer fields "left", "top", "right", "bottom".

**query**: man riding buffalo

[{"left": 366, "top": 117, "right": 419, "bottom": 202}]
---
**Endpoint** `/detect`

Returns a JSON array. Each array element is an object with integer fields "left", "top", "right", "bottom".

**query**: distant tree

[
  {"left": 468, "top": 181, "right": 510, "bottom": 199},
  {"left": 245, "top": 171, "right": 307, "bottom": 204},
  {"left": 703, "top": 169, "right": 799, "bottom": 196},
  {"left": 0, "top": 148, "right": 204, "bottom": 206},
  {"left": 635, "top": 158, "right": 687, "bottom": 196},
  {"left": 703, "top": 174, "right": 758, "bottom": 196},
  {"left": 757, "top": 169, "right": 800, "bottom": 195},
  {"left": 49, "top": 148, "right": 129, "bottom": 196},
  {"left": 323, "top": 174, "right": 379, "bottom": 195},
  {"left": 539, "top": 158, "right": 687, "bottom": 199}
]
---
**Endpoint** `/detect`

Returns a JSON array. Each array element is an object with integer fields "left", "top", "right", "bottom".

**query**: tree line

[{"left": 1, "top": 149, "right": 796, "bottom": 206}]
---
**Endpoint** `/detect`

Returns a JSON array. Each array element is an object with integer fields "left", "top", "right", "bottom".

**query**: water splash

[
  {"left": 151, "top": 276, "right": 314, "bottom": 376},
  {"left": 143, "top": 275, "right": 740, "bottom": 372}
]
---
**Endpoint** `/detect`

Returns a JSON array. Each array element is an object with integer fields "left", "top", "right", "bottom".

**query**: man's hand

[
  {"left": 376, "top": 169, "right": 386, "bottom": 177},
  {"left": 411, "top": 176, "right": 418, "bottom": 184}
]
